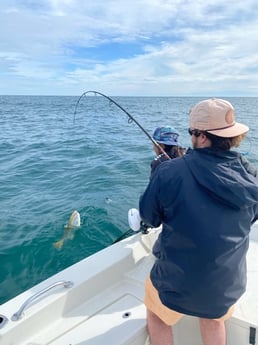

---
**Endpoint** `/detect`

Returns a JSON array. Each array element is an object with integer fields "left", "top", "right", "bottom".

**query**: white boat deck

[{"left": 0, "top": 223, "right": 257, "bottom": 345}]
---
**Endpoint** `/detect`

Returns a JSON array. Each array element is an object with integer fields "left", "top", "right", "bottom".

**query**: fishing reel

[{"left": 128, "top": 208, "right": 149, "bottom": 234}]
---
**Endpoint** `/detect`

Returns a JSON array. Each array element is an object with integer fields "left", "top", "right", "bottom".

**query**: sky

[{"left": 1, "top": 0, "right": 258, "bottom": 96}]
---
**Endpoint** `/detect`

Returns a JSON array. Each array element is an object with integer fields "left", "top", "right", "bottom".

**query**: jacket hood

[{"left": 185, "top": 148, "right": 258, "bottom": 210}]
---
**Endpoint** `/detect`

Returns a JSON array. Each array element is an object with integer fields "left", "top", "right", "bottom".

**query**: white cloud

[{"left": 0, "top": 0, "right": 258, "bottom": 95}]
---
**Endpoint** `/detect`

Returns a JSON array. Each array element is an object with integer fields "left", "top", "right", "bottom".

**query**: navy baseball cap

[{"left": 153, "top": 126, "right": 180, "bottom": 145}]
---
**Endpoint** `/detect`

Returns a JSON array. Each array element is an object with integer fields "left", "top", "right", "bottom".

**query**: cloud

[{"left": 0, "top": 0, "right": 258, "bottom": 95}]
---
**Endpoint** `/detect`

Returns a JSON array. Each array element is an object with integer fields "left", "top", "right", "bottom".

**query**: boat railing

[{"left": 11, "top": 280, "right": 73, "bottom": 321}]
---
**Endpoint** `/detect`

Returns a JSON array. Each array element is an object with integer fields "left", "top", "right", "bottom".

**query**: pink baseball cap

[{"left": 189, "top": 98, "right": 249, "bottom": 138}]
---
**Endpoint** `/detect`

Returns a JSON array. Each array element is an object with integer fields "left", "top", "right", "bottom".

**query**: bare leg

[
  {"left": 147, "top": 309, "right": 173, "bottom": 345},
  {"left": 199, "top": 318, "right": 226, "bottom": 345}
]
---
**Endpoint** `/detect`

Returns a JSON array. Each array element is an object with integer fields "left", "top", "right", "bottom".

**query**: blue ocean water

[{"left": 0, "top": 95, "right": 258, "bottom": 305}]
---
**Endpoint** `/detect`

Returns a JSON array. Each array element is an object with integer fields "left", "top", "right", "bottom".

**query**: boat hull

[{"left": 0, "top": 224, "right": 258, "bottom": 344}]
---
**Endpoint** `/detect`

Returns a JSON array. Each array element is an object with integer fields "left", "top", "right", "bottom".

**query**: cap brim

[
  {"left": 207, "top": 122, "right": 249, "bottom": 138},
  {"left": 157, "top": 140, "right": 180, "bottom": 146}
]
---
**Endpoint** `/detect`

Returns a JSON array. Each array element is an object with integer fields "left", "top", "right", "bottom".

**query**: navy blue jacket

[{"left": 139, "top": 148, "right": 258, "bottom": 318}]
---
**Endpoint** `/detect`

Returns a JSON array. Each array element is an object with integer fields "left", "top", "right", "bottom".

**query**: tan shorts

[{"left": 144, "top": 276, "right": 234, "bottom": 326}]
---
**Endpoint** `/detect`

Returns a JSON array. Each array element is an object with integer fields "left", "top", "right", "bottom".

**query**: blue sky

[{"left": 1, "top": 0, "right": 258, "bottom": 96}]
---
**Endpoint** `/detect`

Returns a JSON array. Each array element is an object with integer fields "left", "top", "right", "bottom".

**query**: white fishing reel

[
  {"left": 128, "top": 208, "right": 141, "bottom": 231},
  {"left": 128, "top": 208, "right": 149, "bottom": 234}
]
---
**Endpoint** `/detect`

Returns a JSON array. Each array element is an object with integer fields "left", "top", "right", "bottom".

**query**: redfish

[{"left": 53, "top": 210, "right": 81, "bottom": 250}]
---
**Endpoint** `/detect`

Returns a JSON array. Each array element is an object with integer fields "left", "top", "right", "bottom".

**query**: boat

[{"left": 0, "top": 212, "right": 258, "bottom": 345}]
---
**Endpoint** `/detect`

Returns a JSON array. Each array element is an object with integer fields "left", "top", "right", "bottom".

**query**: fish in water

[{"left": 53, "top": 210, "right": 81, "bottom": 250}]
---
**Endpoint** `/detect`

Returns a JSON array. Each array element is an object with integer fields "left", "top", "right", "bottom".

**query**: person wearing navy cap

[{"left": 151, "top": 126, "right": 185, "bottom": 177}]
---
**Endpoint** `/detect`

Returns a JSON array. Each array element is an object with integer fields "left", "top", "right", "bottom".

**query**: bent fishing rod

[{"left": 73, "top": 91, "right": 171, "bottom": 160}]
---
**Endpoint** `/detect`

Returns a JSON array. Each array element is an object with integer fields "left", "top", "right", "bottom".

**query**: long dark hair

[{"left": 164, "top": 145, "right": 186, "bottom": 159}]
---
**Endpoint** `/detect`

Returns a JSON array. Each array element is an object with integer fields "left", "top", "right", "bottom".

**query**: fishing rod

[{"left": 73, "top": 90, "right": 171, "bottom": 160}]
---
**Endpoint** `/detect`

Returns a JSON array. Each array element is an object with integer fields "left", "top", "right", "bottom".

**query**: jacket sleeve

[{"left": 139, "top": 171, "right": 163, "bottom": 228}]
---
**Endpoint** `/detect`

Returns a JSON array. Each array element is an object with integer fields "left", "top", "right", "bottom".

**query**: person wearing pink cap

[{"left": 139, "top": 98, "right": 258, "bottom": 345}]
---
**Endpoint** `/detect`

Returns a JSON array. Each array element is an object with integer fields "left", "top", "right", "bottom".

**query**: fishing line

[{"left": 73, "top": 90, "right": 171, "bottom": 160}]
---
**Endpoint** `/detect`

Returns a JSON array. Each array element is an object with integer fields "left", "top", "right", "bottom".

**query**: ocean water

[{"left": 1, "top": 95, "right": 258, "bottom": 305}]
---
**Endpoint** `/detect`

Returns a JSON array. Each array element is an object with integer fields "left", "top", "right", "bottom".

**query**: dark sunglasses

[{"left": 188, "top": 128, "right": 203, "bottom": 137}]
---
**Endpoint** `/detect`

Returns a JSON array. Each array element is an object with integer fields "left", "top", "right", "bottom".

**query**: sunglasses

[{"left": 188, "top": 128, "right": 203, "bottom": 137}]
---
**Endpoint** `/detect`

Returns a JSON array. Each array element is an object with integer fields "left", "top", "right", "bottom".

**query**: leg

[
  {"left": 199, "top": 318, "right": 226, "bottom": 345},
  {"left": 147, "top": 308, "right": 174, "bottom": 345}
]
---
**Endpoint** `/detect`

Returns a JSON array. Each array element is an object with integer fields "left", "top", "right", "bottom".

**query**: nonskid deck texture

[{"left": 0, "top": 225, "right": 257, "bottom": 345}]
